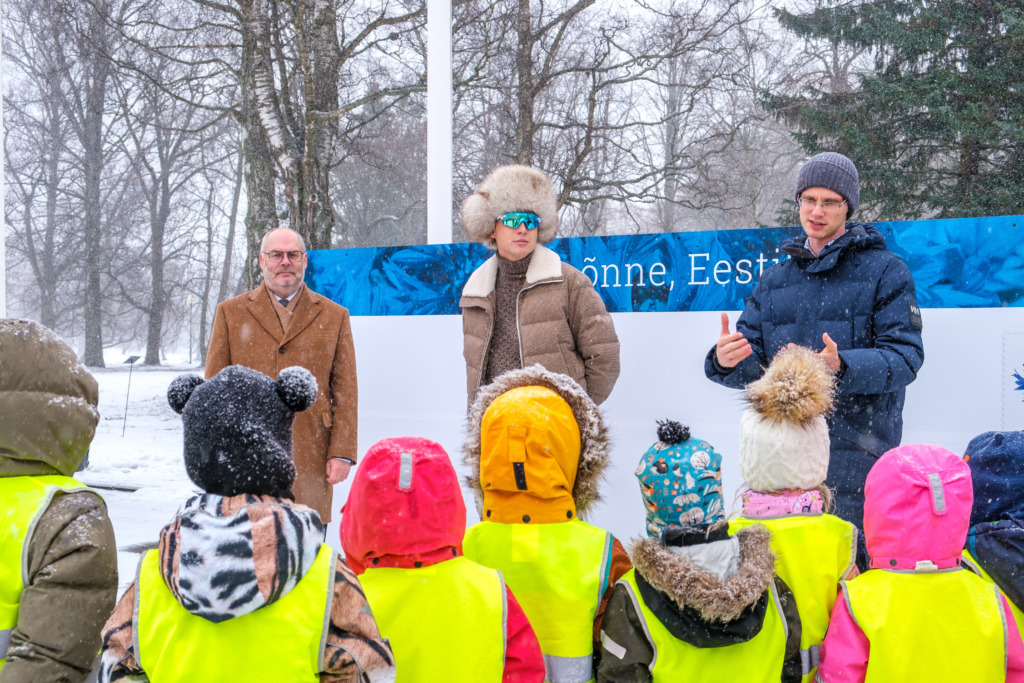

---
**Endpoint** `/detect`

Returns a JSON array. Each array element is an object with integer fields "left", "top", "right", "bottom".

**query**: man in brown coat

[
  {"left": 460, "top": 165, "right": 620, "bottom": 408},
  {"left": 205, "top": 227, "right": 357, "bottom": 522}
]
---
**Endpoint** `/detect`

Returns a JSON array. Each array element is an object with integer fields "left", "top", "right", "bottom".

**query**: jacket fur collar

[
  {"left": 630, "top": 524, "right": 776, "bottom": 624},
  {"left": 461, "top": 244, "right": 564, "bottom": 299}
]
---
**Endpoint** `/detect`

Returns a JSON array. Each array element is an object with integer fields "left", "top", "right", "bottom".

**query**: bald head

[{"left": 259, "top": 228, "right": 308, "bottom": 298}]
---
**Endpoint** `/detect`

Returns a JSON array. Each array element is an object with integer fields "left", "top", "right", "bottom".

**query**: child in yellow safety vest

[
  {"left": 340, "top": 436, "right": 545, "bottom": 682},
  {"left": 98, "top": 365, "right": 396, "bottom": 682},
  {"left": 962, "top": 429, "right": 1024, "bottom": 634},
  {"left": 816, "top": 444, "right": 1024, "bottom": 682},
  {"left": 727, "top": 346, "right": 859, "bottom": 683},
  {"left": 0, "top": 319, "right": 117, "bottom": 681},
  {"left": 462, "top": 365, "right": 632, "bottom": 683},
  {"left": 597, "top": 419, "right": 804, "bottom": 683}
]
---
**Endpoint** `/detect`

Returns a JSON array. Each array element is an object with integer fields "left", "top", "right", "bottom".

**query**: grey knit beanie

[{"left": 795, "top": 152, "right": 860, "bottom": 218}]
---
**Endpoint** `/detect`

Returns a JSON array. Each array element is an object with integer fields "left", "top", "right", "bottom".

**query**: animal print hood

[{"left": 155, "top": 493, "right": 325, "bottom": 623}]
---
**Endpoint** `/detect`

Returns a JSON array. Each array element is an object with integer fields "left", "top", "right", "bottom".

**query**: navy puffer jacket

[{"left": 705, "top": 224, "right": 924, "bottom": 524}]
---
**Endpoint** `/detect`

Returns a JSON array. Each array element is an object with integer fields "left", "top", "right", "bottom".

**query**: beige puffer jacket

[
  {"left": 460, "top": 245, "right": 620, "bottom": 407},
  {"left": 0, "top": 319, "right": 117, "bottom": 682}
]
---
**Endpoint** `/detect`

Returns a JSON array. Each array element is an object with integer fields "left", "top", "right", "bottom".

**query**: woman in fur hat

[
  {"left": 459, "top": 164, "right": 620, "bottom": 409},
  {"left": 462, "top": 365, "right": 631, "bottom": 683},
  {"left": 728, "top": 346, "right": 859, "bottom": 683},
  {"left": 597, "top": 420, "right": 802, "bottom": 683}
]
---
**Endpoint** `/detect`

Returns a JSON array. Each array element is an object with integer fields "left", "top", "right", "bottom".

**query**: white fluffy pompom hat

[
  {"left": 461, "top": 165, "right": 560, "bottom": 248},
  {"left": 738, "top": 346, "right": 836, "bottom": 492}
]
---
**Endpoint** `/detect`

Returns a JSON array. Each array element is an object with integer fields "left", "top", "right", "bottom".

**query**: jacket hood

[
  {"left": 156, "top": 494, "right": 324, "bottom": 623},
  {"left": 463, "top": 365, "right": 611, "bottom": 523},
  {"left": 781, "top": 223, "right": 887, "bottom": 272},
  {"left": 967, "top": 516, "right": 1024, "bottom": 612},
  {"left": 340, "top": 436, "right": 466, "bottom": 574},
  {"left": 629, "top": 524, "right": 777, "bottom": 646},
  {"left": 964, "top": 430, "right": 1024, "bottom": 526},
  {"left": 0, "top": 319, "right": 99, "bottom": 477},
  {"left": 864, "top": 443, "right": 973, "bottom": 570}
]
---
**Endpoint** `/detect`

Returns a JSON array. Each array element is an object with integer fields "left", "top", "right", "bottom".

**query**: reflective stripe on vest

[
  {"left": 964, "top": 550, "right": 1024, "bottom": 644},
  {"left": 464, "top": 519, "right": 611, "bottom": 683},
  {"left": 730, "top": 513, "right": 856, "bottom": 682},
  {"left": 843, "top": 568, "right": 1008, "bottom": 681},
  {"left": 360, "top": 556, "right": 506, "bottom": 682},
  {"left": 0, "top": 475, "right": 90, "bottom": 669},
  {"left": 618, "top": 569, "right": 789, "bottom": 682},
  {"left": 135, "top": 543, "right": 335, "bottom": 681}
]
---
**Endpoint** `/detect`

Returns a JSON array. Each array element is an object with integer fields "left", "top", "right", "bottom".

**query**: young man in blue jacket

[{"left": 705, "top": 152, "right": 924, "bottom": 532}]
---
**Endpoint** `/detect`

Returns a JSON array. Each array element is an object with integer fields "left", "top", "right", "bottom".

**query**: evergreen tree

[{"left": 767, "top": 0, "right": 1024, "bottom": 220}]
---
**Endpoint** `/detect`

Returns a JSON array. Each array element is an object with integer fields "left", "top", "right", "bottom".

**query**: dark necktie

[{"left": 278, "top": 297, "right": 289, "bottom": 308}]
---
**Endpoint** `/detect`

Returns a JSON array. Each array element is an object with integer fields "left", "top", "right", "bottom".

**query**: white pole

[
  {"left": 1, "top": 13, "right": 7, "bottom": 318},
  {"left": 426, "top": 0, "right": 453, "bottom": 244}
]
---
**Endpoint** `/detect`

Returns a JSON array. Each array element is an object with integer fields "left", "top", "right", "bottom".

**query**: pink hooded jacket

[
  {"left": 340, "top": 436, "right": 544, "bottom": 683},
  {"left": 816, "top": 444, "right": 1024, "bottom": 682}
]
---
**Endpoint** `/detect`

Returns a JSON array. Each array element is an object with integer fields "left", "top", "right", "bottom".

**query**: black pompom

[
  {"left": 167, "top": 375, "right": 204, "bottom": 414},
  {"left": 275, "top": 366, "right": 317, "bottom": 412},
  {"left": 656, "top": 419, "right": 690, "bottom": 445}
]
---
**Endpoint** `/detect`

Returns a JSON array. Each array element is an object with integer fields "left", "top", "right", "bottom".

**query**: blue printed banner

[{"left": 307, "top": 215, "right": 1024, "bottom": 316}]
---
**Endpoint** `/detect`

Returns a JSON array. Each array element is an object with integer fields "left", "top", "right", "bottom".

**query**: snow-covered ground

[
  {"left": 77, "top": 306, "right": 1024, "bottom": 596},
  {"left": 78, "top": 361, "right": 208, "bottom": 594}
]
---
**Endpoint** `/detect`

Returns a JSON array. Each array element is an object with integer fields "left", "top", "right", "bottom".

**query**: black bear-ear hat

[{"left": 167, "top": 365, "right": 317, "bottom": 498}]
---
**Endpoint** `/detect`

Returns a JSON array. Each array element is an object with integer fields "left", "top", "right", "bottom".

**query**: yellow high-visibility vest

[
  {"left": 464, "top": 519, "right": 611, "bottom": 683},
  {"left": 963, "top": 549, "right": 1024, "bottom": 641},
  {"left": 135, "top": 543, "right": 335, "bottom": 681},
  {"left": 360, "top": 556, "right": 506, "bottom": 682},
  {"left": 0, "top": 475, "right": 89, "bottom": 670},
  {"left": 730, "top": 513, "right": 856, "bottom": 681},
  {"left": 843, "top": 568, "right": 1008, "bottom": 681},
  {"left": 616, "top": 568, "right": 789, "bottom": 681}
]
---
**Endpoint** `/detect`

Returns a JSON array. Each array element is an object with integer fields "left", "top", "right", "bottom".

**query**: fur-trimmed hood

[
  {"left": 463, "top": 365, "right": 611, "bottom": 520},
  {"left": 626, "top": 524, "right": 781, "bottom": 648},
  {"left": 461, "top": 165, "right": 560, "bottom": 248},
  {"left": 630, "top": 525, "right": 776, "bottom": 623}
]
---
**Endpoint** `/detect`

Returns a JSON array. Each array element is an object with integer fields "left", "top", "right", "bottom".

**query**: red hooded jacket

[{"left": 340, "top": 436, "right": 544, "bottom": 682}]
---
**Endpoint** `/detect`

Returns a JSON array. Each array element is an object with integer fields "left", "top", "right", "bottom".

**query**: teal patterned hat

[{"left": 635, "top": 420, "right": 724, "bottom": 538}]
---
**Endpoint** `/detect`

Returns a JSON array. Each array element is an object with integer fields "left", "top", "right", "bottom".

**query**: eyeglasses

[
  {"left": 798, "top": 196, "right": 847, "bottom": 212},
  {"left": 263, "top": 250, "right": 305, "bottom": 264},
  {"left": 496, "top": 212, "right": 541, "bottom": 230}
]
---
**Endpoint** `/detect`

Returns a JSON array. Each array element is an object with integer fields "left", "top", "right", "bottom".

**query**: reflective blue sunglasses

[{"left": 496, "top": 211, "right": 541, "bottom": 230}]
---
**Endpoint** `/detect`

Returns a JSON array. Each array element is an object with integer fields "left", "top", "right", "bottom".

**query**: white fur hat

[
  {"left": 738, "top": 346, "right": 835, "bottom": 492},
  {"left": 461, "top": 165, "right": 559, "bottom": 248}
]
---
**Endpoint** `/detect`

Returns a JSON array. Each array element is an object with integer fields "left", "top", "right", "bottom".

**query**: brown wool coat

[
  {"left": 460, "top": 245, "right": 620, "bottom": 408},
  {"left": 205, "top": 283, "right": 357, "bottom": 522}
]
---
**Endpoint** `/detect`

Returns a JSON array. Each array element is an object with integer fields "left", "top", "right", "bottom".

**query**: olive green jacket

[{"left": 0, "top": 319, "right": 117, "bottom": 682}]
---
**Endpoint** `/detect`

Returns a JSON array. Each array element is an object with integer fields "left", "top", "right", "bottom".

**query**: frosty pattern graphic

[{"left": 307, "top": 215, "right": 1024, "bottom": 316}]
